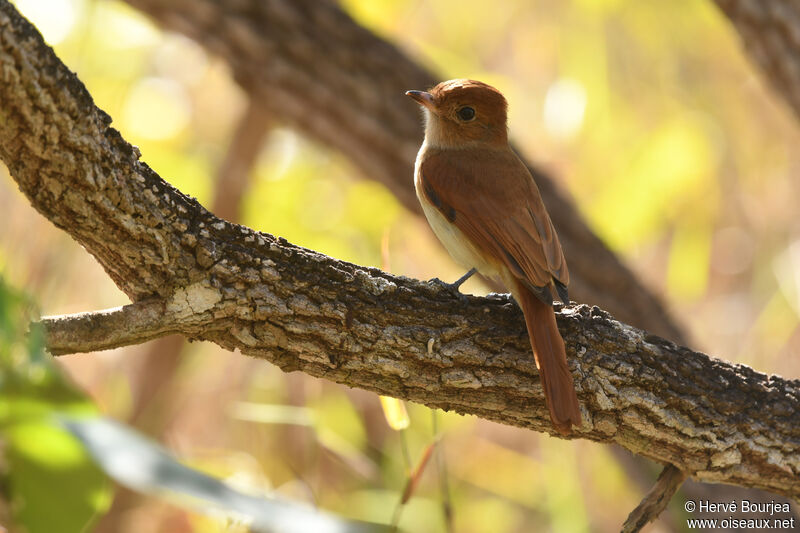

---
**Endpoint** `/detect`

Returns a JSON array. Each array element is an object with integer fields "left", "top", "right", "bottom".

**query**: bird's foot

[{"left": 428, "top": 268, "right": 477, "bottom": 303}]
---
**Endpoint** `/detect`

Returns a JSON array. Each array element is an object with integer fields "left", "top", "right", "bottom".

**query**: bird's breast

[{"left": 414, "top": 163, "right": 499, "bottom": 279}]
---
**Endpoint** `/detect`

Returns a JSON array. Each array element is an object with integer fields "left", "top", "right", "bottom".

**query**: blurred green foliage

[{"left": 0, "top": 277, "right": 110, "bottom": 533}]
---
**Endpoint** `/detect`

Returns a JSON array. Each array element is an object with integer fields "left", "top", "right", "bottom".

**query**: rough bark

[
  {"left": 714, "top": 0, "right": 800, "bottom": 120},
  {"left": 1, "top": 2, "right": 798, "bottom": 501},
  {"left": 117, "top": 0, "right": 686, "bottom": 344}
]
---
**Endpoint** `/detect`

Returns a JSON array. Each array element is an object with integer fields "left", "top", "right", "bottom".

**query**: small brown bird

[{"left": 406, "top": 79, "right": 581, "bottom": 434}]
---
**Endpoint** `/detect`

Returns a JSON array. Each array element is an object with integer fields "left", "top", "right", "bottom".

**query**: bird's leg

[
  {"left": 429, "top": 268, "right": 477, "bottom": 302},
  {"left": 451, "top": 267, "right": 477, "bottom": 289}
]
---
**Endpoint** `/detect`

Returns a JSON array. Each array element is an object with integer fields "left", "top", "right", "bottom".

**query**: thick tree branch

[
  {"left": 714, "top": 0, "right": 800, "bottom": 120},
  {"left": 1, "top": 2, "right": 798, "bottom": 501},
  {"left": 36, "top": 263, "right": 800, "bottom": 501},
  {"left": 118, "top": 0, "right": 686, "bottom": 344},
  {"left": 37, "top": 274, "right": 800, "bottom": 500}
]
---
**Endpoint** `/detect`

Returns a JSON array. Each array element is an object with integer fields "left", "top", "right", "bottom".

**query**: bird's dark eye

[{"left": 457, "top": 106, "right": 475, "bottom": 121}]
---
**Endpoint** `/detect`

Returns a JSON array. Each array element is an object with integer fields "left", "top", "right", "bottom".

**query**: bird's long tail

[{"left": 514, "top": 280, "right": 581, "bottom": 434}]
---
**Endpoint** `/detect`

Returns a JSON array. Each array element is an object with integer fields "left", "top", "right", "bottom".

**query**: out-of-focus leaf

[
  {"left": 0, "top": 276, "right": 109, "bottom": 533},
  {"left": 3, "top": 420, "right": 108, "bottom": 533},
  {"left": 379, "top": 396, "right": 410, "bottom": 431},
  {"left": 61, "top": 416, "right": 390, "bottom": 533}
]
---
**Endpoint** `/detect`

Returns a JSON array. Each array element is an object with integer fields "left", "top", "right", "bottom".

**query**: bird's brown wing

[{"left": 420, "top": 148, "right": 569, "bottom": 298}]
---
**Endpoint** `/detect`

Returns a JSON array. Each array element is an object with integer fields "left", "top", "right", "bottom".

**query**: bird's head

[{"left": 406, "top": 79, "right": 508, "bottom": 149}]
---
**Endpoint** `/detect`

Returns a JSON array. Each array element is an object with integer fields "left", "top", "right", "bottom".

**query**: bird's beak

[{"left": 406, "top": 90, "right": 436, "bottom": 110}]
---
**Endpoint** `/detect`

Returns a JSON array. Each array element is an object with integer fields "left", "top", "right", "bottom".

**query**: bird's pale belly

[{"left": 417, "top": 189, "right": 500, "bottom": 280}]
